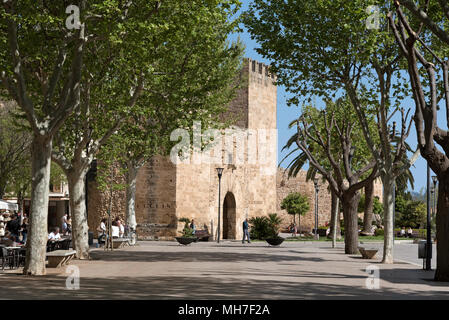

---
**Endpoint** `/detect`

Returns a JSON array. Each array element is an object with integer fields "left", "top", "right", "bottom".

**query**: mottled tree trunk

[
  {"left": 382, "top": 174, "right": 395, "bottom": 264},
  {"left": 342, "top": 191, "right": 360, "bottom": 254},
  {"left": 23, "top": 135, "right": 52, "bottom": 275},
  {"left": 0, "top": 184, "right": 5, "bottom": 199},
  {"left": 435, "top": 175, "right": 449, "bottom": 281},
  {"left": 17, "top": 190, "right": 22, "bottom": 213},
  {"left": 362, "top": 180, "right": 374, "bottom": 235},
  {"left": 67, "top": 166, "right": 89, "bottom": 259},
  {"left": 125, "top": 164, "right": 138, "bottom": 230},
  {"left": 328, "top": 190, "right": 341, "bottom": 240}
]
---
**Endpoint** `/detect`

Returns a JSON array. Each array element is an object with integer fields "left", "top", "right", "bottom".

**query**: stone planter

[
  {"left": 175, "top": 237, "right": 196, "bottom": 245},
  {"left": 265, "top": 237, "right": 284, "bottom": 246}
]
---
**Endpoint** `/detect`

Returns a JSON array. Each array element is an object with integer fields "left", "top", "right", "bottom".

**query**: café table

[{"left": 5, "top": 246, "right": 23, "bottom": 269}]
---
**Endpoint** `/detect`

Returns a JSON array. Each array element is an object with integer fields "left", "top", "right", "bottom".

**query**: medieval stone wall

[
  {"left": 276, "top": 169, "right": 331, "bottom": 231},
  {"left": 87, "top": 58, "right": 278, "bottom": 241},
  {"left": 135, "top": 156, "right": 178, "bottom": 240},
  {"left": 171, "top": 58, "right": 278, "bottom": 241},
  {"left": 276, "top": 168, "right": 384, "bottom": 231}
]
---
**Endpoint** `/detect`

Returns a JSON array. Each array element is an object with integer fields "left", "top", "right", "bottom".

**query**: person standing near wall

[{"left": 242, "top": 218, "right": 251, "bottom": 244}]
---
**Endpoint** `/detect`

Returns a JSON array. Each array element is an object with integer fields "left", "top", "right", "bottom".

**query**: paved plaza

[{"left": 0, "top": 241, "right": 448, "bottom": 299}]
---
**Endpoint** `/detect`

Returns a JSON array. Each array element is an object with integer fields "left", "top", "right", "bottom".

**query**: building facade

[
  {"left": 87, "top": 58, "right": 383, "bottom": 240},
  {"left": 88, "top": 58, "right": 278, "bottom": 240}
]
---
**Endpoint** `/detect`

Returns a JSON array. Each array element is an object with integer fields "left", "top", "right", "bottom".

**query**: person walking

[
  {"left": 20, "top": 217, "right": 28, "bottom": 244},
  {"left": 242, "top": 218, "right": 250, "bottom": 243},
  {"left": 61, "top": 213, "right": 68, "bottom": 234},
  {"left": 291, "top": 223, "right": 297, "bottom": 237},
  {"left": 190, "top": 219, "right": 196, "bottom": 235}
]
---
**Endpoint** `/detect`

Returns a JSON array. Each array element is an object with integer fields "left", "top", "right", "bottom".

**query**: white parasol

[{"left": 0, "top": 200, "right": 18, "bottom": 211}]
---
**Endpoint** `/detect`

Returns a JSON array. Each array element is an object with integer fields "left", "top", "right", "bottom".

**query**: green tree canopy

[{"left": 280, "top": 192, "right": 310, "bottom": 218}]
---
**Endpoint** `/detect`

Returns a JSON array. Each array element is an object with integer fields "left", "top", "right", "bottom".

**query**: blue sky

[{"left": 229, "top": 0, "right": 444, "bottom": 193}]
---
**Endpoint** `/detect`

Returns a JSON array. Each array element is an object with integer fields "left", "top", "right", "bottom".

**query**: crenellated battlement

[{"left": 245, "top": 58, "right": 277, "bottom": 83}]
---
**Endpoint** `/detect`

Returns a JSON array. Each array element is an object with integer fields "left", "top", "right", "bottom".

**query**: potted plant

[
  {"left": 265, "top": 213, "right": 284, "bottom": 246},
  {"left": 175, "top": 217, "right": 196, "bottom": 245}
]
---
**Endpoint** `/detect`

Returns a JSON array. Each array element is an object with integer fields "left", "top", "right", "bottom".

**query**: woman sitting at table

[
  {"left": 48, "top": 227, "right": 62, "bottom": 240},
  {"left": 111, "top": 221, "right": 120, "bottom": 239}
]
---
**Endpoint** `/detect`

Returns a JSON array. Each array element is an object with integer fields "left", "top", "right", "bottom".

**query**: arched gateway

[{"left": 222, "top": 192, "right": 236, "bottom": 239}]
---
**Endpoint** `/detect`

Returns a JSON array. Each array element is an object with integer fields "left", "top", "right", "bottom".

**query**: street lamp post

[
  {"left": 432, "top": 176, "right": 438, "bottom": 218},
  {"left": 216, "top": 168, "right": 224, "bottom": 243},
  {"left": 393, "top": 181, "right": 396, "bottom": 246},
  {"left": 430, "top": 187, "right": 435, "bottom": 218},
  {"left": 313, "top": 177, "right": 319, "bottom": 240},
  {"left": 425, "top": 164, "right": 432, "bottom": 270}
]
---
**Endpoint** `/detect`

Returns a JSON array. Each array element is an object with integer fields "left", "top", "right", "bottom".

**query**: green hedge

[{"left": 375, "top": 229, "right": 384, "bottom": 236}]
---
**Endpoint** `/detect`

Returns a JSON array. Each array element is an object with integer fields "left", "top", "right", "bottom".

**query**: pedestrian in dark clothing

[
  {"left": 242, "top": 218, "right": 250, "bottom": 243},
  {"left": 6, "top": 214, "right": 20, "bottom": 242}
]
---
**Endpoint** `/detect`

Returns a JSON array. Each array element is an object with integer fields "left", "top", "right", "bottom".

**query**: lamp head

[
  {"left": 216, "top": 167, "right": 224, "bottom": 178},
  {"left": 313, "top": 177, "right": 319, "bottom": 189},
  {"left": 432, "top": 175, "right": 438, "bottom": 187}
]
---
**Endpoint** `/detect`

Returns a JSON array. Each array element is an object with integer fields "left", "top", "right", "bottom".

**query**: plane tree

[
  {"left": 0, "top": 0, "right": 145, "bottom": 275},
  {"left": 0, "top": 101, "right": 31, "bottom": 200},
  {"left": 96, "top": 1, "right": 243, "bottom": 233},
  {"left": 388, "top": 0, "right": 449, "bottom": 281},
  {"left": 291, "top": 99, "right": 378, "bottom": 254},
  {"left": 51, "top": 0, "right": 243, "bottom": 259},
  {"left": 279, "top": 147, "right": 343, "bottom": 242},
  {"left": 244, "top": 0, "right": 418, "bottom": 263}
]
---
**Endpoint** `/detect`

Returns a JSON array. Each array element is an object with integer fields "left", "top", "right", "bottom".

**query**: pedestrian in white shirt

[
  {"left": 48, "top": 227, "right": 62, "bottom": 240},
  {"left": 111, "top": 221, "right": 120, "bottom": 238}
]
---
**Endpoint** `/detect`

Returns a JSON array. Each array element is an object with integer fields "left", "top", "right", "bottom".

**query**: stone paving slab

[{"left": 0, "top": 241, "right": 448, "bottom": 299}]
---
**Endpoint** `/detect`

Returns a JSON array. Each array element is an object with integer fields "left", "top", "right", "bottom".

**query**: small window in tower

[
  {"left": 259, "top": 63, "right": 263, "bottom": 74},
  {"left": 252, "top": 60, "right": 256, "bottom": 72},
  {"left": 265, "top": 67, "right": 269, "bottom": 77},
  {"left": 228, "top": 152, "right": 233, "bottom": 164}
]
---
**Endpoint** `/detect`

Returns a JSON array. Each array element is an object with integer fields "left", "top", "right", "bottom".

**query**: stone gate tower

[{"left": 88, "top": 58, "right": 278, "bottom": 240}]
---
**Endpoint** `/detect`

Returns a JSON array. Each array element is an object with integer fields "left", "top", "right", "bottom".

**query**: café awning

[{"left": 0, "top": 200, "right": 18, "bottom": 211}]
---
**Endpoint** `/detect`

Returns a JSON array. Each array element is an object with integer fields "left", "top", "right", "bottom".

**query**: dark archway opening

[{"left": 222, "top": 192, "right": 236, "bottom": 239}]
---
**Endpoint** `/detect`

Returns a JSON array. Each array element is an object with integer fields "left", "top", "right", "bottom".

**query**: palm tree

[{"left": 279, "top": 128, "right": 339, "bottom": 237}]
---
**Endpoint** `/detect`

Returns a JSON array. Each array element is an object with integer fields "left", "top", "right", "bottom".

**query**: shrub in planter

[
  {"left": 249, "top": 216, "right": 272, "bottom": 240},
  {"left": 176, "top": 217, "right": 196, "bottom": 244},
  {"left": 249, "top": 214, "right": 284, "bottom": 245},
  {"left": 375, "top": 229, "right": 384, "bottom": 236},
  {"left": 265, "top": 213, "right": 284, "bottom": 245},
  {"left": 317, "top": 226, "right": 328, "bottom": 237}
]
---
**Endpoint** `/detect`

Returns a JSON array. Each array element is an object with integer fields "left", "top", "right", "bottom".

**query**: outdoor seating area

[
  {"left": 0, "top": 245, "right": 26, "bottom": 270},
  {"left": 46, "top": 238, "right": 72, "bottom": 252},
  {"left": 0, "top": 236, "right": 73, "bottom": 271},
  {"left": 45, "top": 237, "right": 75, "bottom": 268}
]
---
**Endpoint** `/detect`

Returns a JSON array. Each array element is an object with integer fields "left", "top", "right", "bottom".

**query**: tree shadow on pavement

[
  {"left": 0, "top": 273, "right": 448, "bottom": 300},
  {"left": 89, "top": 250, "right": 325, "bottom": 263},
  {"left": 376, "top": 267, "right": 449, "bottom": 286}
]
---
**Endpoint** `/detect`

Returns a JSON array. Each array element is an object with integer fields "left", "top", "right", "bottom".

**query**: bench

[
  {"left": 358, "top": 247, "right": 378, "bottom": 259},
  {"left": 194, "top": 230, "right": 210, "bottom": 242},
  {"left": 46, "top": 250, "right": 77, "bottom": 268},
  {"left": 112, "top": 238, "right": 128, "bottom": 249}
]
